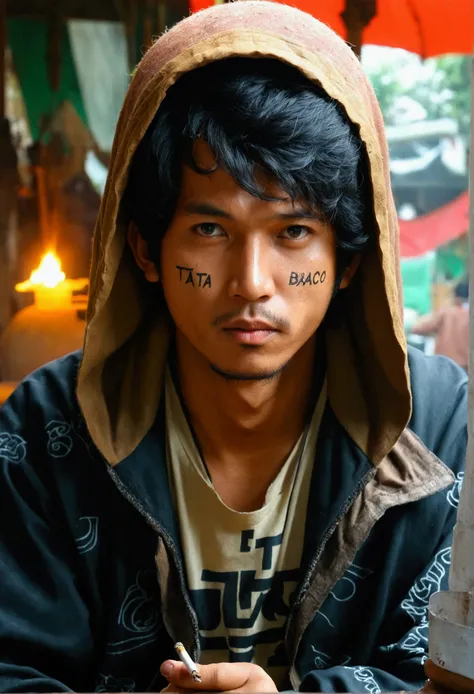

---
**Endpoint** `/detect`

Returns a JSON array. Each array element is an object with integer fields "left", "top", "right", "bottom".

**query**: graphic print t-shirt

[{"left": 165, "top": 370, "right": 325, "bottom": 685}]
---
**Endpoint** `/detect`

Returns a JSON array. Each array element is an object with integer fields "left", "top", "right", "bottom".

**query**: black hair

[
  {"left": 455, "top": 280, "right": 469, "bottom": 300},
  {"left": 126, "top": 57, "right": 372, "bottom": 271}
]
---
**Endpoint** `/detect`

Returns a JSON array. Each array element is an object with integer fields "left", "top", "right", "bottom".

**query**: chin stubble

[{"left": 209, "top": 360, "right": 288, "bottom": 382}]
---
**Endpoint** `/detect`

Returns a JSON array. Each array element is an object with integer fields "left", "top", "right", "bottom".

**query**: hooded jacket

[{"left": 0, "top": 2, "right": 467, "bottom": 693}]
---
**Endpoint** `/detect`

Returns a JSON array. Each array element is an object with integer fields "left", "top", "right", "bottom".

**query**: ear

[
  {"left": 127, "top": 221, "right": 160, "bottom": 283},
  {"left": 339, "top": 254, "right": 361, "bottom": 290}
]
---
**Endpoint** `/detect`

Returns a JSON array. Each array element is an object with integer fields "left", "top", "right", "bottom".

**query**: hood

[{"left": 77, "top": 0, "right": 410, "bottom": 466}]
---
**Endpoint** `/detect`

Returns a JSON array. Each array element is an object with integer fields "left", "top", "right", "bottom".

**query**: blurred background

[{"left": 0, "top": 0, "right": 472, "bottom": 397}]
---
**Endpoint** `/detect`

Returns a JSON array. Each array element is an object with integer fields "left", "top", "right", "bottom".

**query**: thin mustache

[{"left": 212, "top": 309, "right": 290, "bottom": 331}]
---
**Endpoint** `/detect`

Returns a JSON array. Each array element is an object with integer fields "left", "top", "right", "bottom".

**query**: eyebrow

[
  {"left": 183, "top": 201, "right": 325, "bottom": 222},
  {"left": 184, "top": 202, "right": 233, "bottom": 219},
  {"left": 275, "top": 210, "right": 326, "bottom": 222}
]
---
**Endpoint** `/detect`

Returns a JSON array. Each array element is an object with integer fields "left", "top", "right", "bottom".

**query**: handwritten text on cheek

[
  {"left": 289, "top": 271, "right": 327, "bottom": 286},
  {"left": 176, "top": 265, "right": 212, "bottom": 288}
]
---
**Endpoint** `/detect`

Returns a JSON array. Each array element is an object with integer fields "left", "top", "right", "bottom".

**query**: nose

[{"left": 228, "top": 236, "right": 276, "bottom": 301}]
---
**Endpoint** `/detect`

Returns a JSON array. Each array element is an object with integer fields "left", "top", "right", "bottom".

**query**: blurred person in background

[{"left": 411, "top": 280, "right": 469, "bottom": 370}]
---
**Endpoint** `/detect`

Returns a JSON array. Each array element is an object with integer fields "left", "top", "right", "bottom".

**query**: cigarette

[{"left": 174, "top": 642, "right": 202, "bottom": 683}]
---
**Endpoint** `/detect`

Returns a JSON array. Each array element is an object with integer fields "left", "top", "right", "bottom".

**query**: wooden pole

[
  {"left": 341, "top": 0, "right": 376, "bottom": 59},
  {"left": 46, "top": 1, "right": 62, "bottom": 93},
  {"left": 157, "top": 0, "right": 167, "bottom": 35},
  {"left": 425, "top": 50, "right": 474, "bottom": 690},
  {"left": 448, "top": 49, "right": 474, "bottom": 597},
  {"left": 115, "top": 0, "right": 137, "bottom": 73},
  {"left": 0, "top": 0, "right": 20, "bottom": 338},
  {"left": 0, "top": 0, "right": 5, "bottom": 119},
  {"left": 143, "top": 0, "right": 154, "bottom": 50},
  {"left": 126, "top": 0, "right": 137, "bottom": 73}
]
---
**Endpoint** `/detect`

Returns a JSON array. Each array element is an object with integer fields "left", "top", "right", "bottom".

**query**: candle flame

[
  {"left": 14, "top": 252, "right": 89, "bottom": 311},
  {"left": 28, "top": 252, "right": 65, "bottom": 288}
]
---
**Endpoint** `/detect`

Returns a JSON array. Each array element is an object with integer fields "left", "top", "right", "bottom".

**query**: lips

[
  {"left": 221, "top": 320, "right": 280, "bottom": 345},
  {"left": 222, "top": 320, "right": 277, "bottom": 331}
]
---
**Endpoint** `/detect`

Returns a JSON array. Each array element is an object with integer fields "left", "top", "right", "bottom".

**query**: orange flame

[
  {"left": 29, "top": 252, "right": 65, "bottom": 288},
  {"left": 16, "top": 251, "right": 65, "bottom": 292}
]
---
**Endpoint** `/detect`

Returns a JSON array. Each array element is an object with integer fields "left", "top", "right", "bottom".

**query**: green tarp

[
  {"left": 8, "top": 18, "right": 88, "bottom": 142},
  {"left": 8, "top": 8, "right": 188, "bottom": 151}
]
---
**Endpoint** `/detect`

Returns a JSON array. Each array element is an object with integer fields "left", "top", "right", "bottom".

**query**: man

[
  {"left": 411, "top": 280, "right": 469, "bottom": 370},
  {"left": 0, "top": 3, "right": 467, "bottom": 693}
]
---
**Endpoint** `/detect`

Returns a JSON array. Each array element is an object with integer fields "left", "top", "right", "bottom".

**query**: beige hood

[{"left": 77, "top": 0, "right": 410, "bottom": 467}]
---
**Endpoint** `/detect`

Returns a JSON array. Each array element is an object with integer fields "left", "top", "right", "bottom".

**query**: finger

[
  {"left": 160, "top": 661, "right": 202, "bottom": 690},
  {"left": 160, "top": 661, "right": 252, "bottom": 691}
]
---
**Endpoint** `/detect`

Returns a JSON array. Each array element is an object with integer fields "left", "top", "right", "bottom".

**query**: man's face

[{"left": 159, "top": 144, "right": 340, "bottom": 380}]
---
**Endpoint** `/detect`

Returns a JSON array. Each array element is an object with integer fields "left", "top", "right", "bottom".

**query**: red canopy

[
  {"left": 399, "top": 191, "right": 469, "bottom": 258},
  {"left": 189, "top": 0, "right": 474, "bottom": 58}
]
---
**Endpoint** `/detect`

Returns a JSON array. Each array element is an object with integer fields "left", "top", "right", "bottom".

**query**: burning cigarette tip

[{"left": 174, "top": 642, "right": 201, "bottom": 683}]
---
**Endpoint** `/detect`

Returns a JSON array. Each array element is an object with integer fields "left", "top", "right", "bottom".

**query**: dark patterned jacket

[{"left": 0, "top": 347, "right": 466, "bottom": 693}]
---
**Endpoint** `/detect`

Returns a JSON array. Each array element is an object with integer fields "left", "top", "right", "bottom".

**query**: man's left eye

[
  {"left": 281, "top": 225, "right": 311, "bottom": 240},
  {"left": 194, "top": 223, "right": 224, "bottom": 237}
]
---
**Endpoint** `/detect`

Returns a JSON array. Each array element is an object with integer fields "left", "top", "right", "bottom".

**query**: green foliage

[
  {"left": 365, "top": 53, "right": 471, "bottom": 134},
  {"left": 431, "top": 55, "right": 471, "bottom": 133}
]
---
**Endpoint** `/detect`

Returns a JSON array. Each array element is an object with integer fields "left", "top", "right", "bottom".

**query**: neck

[{"left": 174, "top": 333, "right": 321, "bottom": 470}]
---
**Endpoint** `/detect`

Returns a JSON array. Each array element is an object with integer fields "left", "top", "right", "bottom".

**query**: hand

[{"left": 160, "top": 660, "right": 278, "bottom": 693}]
